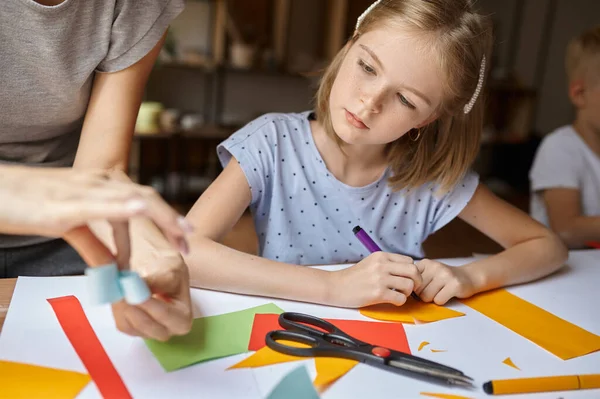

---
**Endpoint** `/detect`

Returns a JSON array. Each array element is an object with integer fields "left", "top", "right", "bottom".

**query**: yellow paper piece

[
  {"left": 0, "top": 360, "right": 90, "bottom": 399},
  {"left": 228, "top": 340, "right": 306, "bottom": 369},
  {"left": 502, "top": 357, "right": 520, "bottom": 370},
  {"left": 460, "top": 289, "right": 600, "bottom": 360},
  {"left": 421, "top": 392, "right": 474, "bottom": 399},
  {"left": 313, "top": 357, "right": 358, "bottom": 388},
  {"left": 430, "top": 349, "right": 447, "bottom": 353},
  {"left": 360, "top": 298, "right": 465, "bottom": 323},
  {"left": 418, "top": 341, "right": 430, "bottom": 351}
]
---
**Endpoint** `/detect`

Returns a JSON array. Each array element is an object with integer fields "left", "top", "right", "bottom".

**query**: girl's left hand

[{"left": 414, "top": 259, "right": 477, "bottom": 305}]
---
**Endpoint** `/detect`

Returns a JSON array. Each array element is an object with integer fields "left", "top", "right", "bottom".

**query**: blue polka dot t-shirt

[{"left": 217, "top": 111, "right": 479, "bottom": 265}]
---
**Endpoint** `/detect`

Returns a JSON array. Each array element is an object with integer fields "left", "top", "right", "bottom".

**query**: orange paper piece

[
  {"left": 0, "top": 360, "right": 90, "bottom": 399},
  {"left": 418, "top": 341, "right": 430, "bottom": 351},
  {"left": 229, "top": 341, "right": 306, "bottom": 369},
  {"left": 230, "top": 344, "right": 359, "bottom": 388},
  {"left": 313, "top": 357, "right": 359, "bottom": 388},
  {"left": 248, "top": 314, "right": 409, "bottom": 352},
  {"left": 421, "top": 392, "right": 474, "bottom": 399},
  {"left": 459, "top": 289, "right": 600, "bottom": 360},
  {"left": 430, "top": 349, "right": 447, "bottom": 353},
  {"left": 360, "top": 298, "right": 465, "bottom": 323},
  {"left": 63, "top": 225, "right": 115, "bottom": 266},
  {"left": 502, "top": 357, "right": 520, "bottom": 370}
]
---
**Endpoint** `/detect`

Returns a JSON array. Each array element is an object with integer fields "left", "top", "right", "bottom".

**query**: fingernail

[
  {"left": 177, "top": 216, "right": 194, "bottom": 233},
  {"left": 179, "top": 238, "right": 190, "bottom": 255},
  {"left": 126, "top": 199, "right": 146, "bottom": 212}
]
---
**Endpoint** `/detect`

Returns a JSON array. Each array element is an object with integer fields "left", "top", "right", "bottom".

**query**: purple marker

[
  {"left": 353, "top": 225, "right": 421, "bottom": 301},
  {"left": 352, "top": 225, "right": 382, "bottom": 252}
]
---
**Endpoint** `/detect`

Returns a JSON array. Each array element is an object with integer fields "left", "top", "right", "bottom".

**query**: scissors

[{"left": 265, "top": 312, "right": 474, "bottom": 387}]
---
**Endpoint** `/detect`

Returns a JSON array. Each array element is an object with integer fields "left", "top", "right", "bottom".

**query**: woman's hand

[
  {"left": 112, "top": 249, "right": 193, "bottom": 341},
  {"left": 0, "top": 166, "right": 192, "bottom": 254}
]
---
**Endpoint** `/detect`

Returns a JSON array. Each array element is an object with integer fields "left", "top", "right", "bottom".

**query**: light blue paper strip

[
  {"left": 266, "top": 365, "right": 320, "bottom": 399},
  {"left": 120, "top": 271, "right": 151, "bottom": 305},
  {"left": 85, "top": 263, "right": 123, "bottom": 305}
]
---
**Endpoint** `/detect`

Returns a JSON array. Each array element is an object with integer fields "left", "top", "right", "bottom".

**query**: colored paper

[
  {"left": 460, "top": 289, "right": 600, "bottom": 360},
  {"left": 145, "top": 303, "right": 284, "bottom": 371},
  {"left": 236, "top": 314, "right": 411, "bottom": 387},
  {"left": 430, "top": 349, "right": 447, "bottom": 353},
  {"left": 266, "top": 365, "right": 320, "bottom": 399},
  {"left": 248, "top": 313, "right": 410, "bottom": 352},
  {"left": 0, "top": 360, "right": 90, "bottom": 399},
  {"left": 421, "top": 393, "right": 474, "bottom": 399},
  {"left": 230, "top": 343, "right": 359, "bottom": 388},
  {"left": 48, "top": 295, "right": 132, "bottom": 399},
  {"left": 313, "top": 357, "right": 358, "bottom": 388},
  {"left": 503, "top": 357, "right": 520, "bottom": 370},
  {"left": 418, "top": 341, "right": 430, "bottom": 351},
  {"left": 359, "top": 298, "right": 465, "bottom": 323},
  {"left": 229, "top": 340, "right": 307, "bottom": 369}
]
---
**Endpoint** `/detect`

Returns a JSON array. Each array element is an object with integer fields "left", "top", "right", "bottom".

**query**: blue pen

[{"left": 353, "top": 225, "right": 421, "bottom": 301}]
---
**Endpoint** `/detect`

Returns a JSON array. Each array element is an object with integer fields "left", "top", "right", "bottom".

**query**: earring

[{"left": 408, "top": 128, "right": 421, "bottom": 141}]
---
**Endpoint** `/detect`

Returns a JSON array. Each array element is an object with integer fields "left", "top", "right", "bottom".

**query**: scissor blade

[
  {"left": 385, "top": 350, "right": 467, "bottom": 376},
  {"left": 388, "top": 359, "right": 475, "bottom": 387}
]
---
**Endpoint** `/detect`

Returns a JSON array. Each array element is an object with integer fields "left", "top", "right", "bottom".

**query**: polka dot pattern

[{"left": 217, "top": 111, "right": 480, "bottom": 265}]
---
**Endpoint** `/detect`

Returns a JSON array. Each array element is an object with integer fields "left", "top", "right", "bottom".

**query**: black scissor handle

[
  {"left": 265, "top": 330, "right": 322, "bottom": 357},
  {"left": 265, "top": 330, "right": 363, "bottom": 360},
  {"left": 278, "top": 312, "right": 339, "bottom": 338}
]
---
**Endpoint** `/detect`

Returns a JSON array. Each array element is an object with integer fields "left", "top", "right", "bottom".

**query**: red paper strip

[
  {"left": 248, "top": 313, "right": 411, "bottom": 354},
  {"left": 585, "top": 241, "right": 600, "bottom": 249},
  {"left": 48, "top": 295, "right": 132, "bottom": 399}
]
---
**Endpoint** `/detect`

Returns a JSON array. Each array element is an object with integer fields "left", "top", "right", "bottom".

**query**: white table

[{"left": 0, "top": 251, "right": 598, "bottom": 398}]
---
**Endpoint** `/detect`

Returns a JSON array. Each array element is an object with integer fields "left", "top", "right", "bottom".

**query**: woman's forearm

[
  {"left": 184, "top": 236, "right": 334, "bottom": 305},
  {"left": 463, "top": 232, "right": 568, "bottom": 294}
]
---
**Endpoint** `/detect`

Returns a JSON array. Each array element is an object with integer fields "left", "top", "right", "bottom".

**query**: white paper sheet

[{"left": 0, "top": 251, "right": 599, "bottom": 398}]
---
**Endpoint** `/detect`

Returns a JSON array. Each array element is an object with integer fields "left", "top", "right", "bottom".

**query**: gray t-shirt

[
  {"left": 0, "top": 0, "right": 184, "bottom": 248},
  {"left": 529, "top": 125, "right": 600, "bottom": 226},
  {"left": 218, "top": 111, "right": 479, "bottom": 264}
]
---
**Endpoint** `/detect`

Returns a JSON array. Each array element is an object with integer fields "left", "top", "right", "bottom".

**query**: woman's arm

[
  {"left": 68, "top": 31, "right": 192, "bottom": 339},
  {"left": 71, "top": 31, "right": 182, "bottom": 265},
  {"left": 458, "top": 184, "right": 568, "bottom": 292},
  {"left": 73, "top": 32, "right": 165, "bottom": 171},
  {"left": 543, "top": 188, "right": 600, "bottom": 248}
]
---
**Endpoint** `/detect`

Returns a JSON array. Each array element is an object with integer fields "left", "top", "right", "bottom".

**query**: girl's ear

[{"left": 568, "top": 80, "right": 585, "bottom": 108}]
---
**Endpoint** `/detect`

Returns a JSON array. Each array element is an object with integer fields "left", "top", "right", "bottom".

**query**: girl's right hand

[{"left": 328, "top": 252, "right": 422, "bottom": 308}]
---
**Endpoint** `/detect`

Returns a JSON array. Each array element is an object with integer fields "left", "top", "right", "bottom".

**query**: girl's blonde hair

[{"left": 315, "top": 0, "right": 493, "bottom": 192}]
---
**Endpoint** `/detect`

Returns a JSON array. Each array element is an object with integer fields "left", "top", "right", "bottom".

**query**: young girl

[{"left": 182, "top": 0, "right": 568, "bottom": 308}]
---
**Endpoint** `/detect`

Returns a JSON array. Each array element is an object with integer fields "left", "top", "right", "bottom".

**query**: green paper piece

[
  {"left": 267, "top": 365, "right": 320, "bottom": 399},
  {"left": 145, "top": 303, "right": 284, "bottom": 371}
]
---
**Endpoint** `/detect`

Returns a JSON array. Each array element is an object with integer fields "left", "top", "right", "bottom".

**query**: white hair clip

[
  {"left": 463, "top": 56, "right": 486, "bottom": 114},
  {"left": 355, "top": 0, "right": 382, "bottom": 31}
]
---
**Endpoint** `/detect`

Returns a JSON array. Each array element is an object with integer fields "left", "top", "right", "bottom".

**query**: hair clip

[
  {"left": 464, "top": 56, "right": 486, "bottom": 114},
  {"left": 355, "top": 0, "right": 382, "bottom": 31}
]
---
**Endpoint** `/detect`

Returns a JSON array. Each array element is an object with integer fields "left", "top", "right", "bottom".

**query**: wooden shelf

[{"left": 135, "top": 124, "right": 237, "bottom": 140}]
